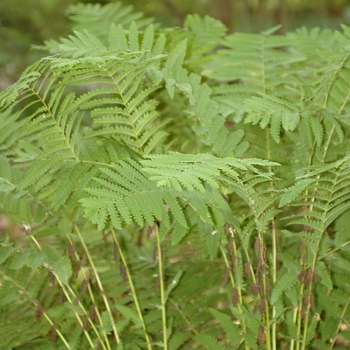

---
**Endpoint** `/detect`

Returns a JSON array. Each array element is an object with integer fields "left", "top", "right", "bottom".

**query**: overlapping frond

[
  {"left": 182, "top": 14, "right": 227, "bottom": 71},
  {"left": 280, "top": 155, "right": 350, "bottom": 250},
  {"left": 202, "top": 29, "right": 307, "bottom": 143},
  {"left": 204, "top": 29, "right": 306, "bottom": 93},
  {"left": 68, "top": 2, "right": 154, "bottom": 39},
  {"left": 80, "top": 160, "right": 186, "bottom": 230},
  {"left": 0, "top": 242, "right": 79, "bottom": 349},
  {"left": 38, "top": 2, "right": 154, "bottom": 54},
  {"left": 80, "top": 157, "right": 237, "bottom": 234},
  {"left": 0, "top": 27, "right": 173, "bottom": 220},
  {"left": 312, "top": 32, "right": 350, "bottom": 115},
  {"left": 142, "top": 152, "right": 278, "bottom": 192}
]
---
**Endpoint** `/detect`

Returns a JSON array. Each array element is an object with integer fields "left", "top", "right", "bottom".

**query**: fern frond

[
  {"left": 183, "top": 14, "right": 227, "bottom": 70},
  {"left": 244, "top": 94, "right": 301, "bottom": 143},
  {"left": 194, "top": 334, "right": 226, "bottom": 350},
  {"left": 80, "top": 160, "right": 187, "bottom": 230},
  {"left": 0, "top": 244, "right": 77, "bottom": 349},
  {"left": 37, "top": 2, "right": 154, "bottom": 55},
  {"left": 270, "top": 270, "right": 299, "bottom": 305},
  {"left": 168, "top": 333, "right": 190, "bottom": 350},
  {"left": 312, "top": 42, "right": 350, "bottom": 114},
  {"left": 316, "top": 261, "right": 333, "bottom": 289},
  {"left": 281, "top": 156, "right": 350, "bottom": 244},
  {"left": 279, "top": 179, "right": 314, "bottom": 207},
  {"left": 142, "top": 152, "right": 278, "bottom": 192},
  {"left": 202, "top": 30, "right": 308, "bottom": 144},
  {"left": 209, "top": 308, "right": 241, "bottom": 346}
]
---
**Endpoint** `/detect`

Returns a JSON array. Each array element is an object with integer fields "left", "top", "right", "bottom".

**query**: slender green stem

[
  {"left": 235, "top": 227, "right": 270, "bottom": 349},
  {"left": 266, "top": 127, "right": 277, "bottom": 350},
  {"left": 2, "top": 266, "right": 72, "bottom": 349},
  {"left": 111, "top": 229, "right": 152, "bottom": 350},
  {"left": 271, "top": 219, "right": 277, "bottom": 350},
  {"left": 155, "top": 224, "right": 167, "bottom": 350},
  {"left": 220, "top": 247, "right": 249, "bottom": 350},
  {"left": 258, "top": 232, "right": 272, "bottom": 350},
  {"left": 66, "top": 234, "right": 111, "bottom": 350},
  {"left": 293, "top": 243, "right": 306, "bottom": 350},
  {"left": 42, "top": 312, "right": 72, "bottom": 349},
  {"left": 74, "top": 225, "right": 120, "bottom": 345},
  {"left": 300, "top": 145, "right": 338, "bottom": 349},
  {"left": 30, "top": 235, "right": 98, "bottom": 349}
]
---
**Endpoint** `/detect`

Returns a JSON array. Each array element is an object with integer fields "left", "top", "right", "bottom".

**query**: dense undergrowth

[{"left": 1, "top": 2, "right": 350, "bottom": 349}]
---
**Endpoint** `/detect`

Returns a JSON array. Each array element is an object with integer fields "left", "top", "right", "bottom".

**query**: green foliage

[{"left": 1, "top": 2, "right": 350, "bottom": 350}]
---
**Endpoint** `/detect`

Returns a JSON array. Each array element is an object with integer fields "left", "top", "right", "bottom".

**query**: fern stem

[
  {"left": 271, "top": 219, "right": 277, "bottom": 350},
  {"left": 235, "top": 227, "right": 271, "bottom": 350},
  {"left": 74, "top": 225, "right": 121, "bottom": 345},
  {"left": 4, "top": 268, "right": 72, "bottom": 349},
  {"left": 65, "top": 284, "right": 109, "bottom": 349},
  {"left": 111, "top": 229, "right": 152, "bottom": 350},
  {"left": 267, "top": 127, "right": 277, "bottom": 350},
  {"left": 233, "top": 174, "right": 272, "bottom": 350},
  {"left": 300, "top": 134, "right": 337, "bottom": 349},
  {"left": 66, "top": 234, "right": 111, "bottom": 350},
  {"left": 155, "top": 223, "right": 168, "bottom": 350},
  {"left": 220, "top": 247, "right": 249, "bottom": 350},
  {"left": 293, "top": 243, "right": 307, "bottom": 350},
  {"left": 42, "top": 312, "right": 72, "bottom": 349},
  {"left": 258, "top": 232, "right": 272, "bottom": 350},
  {"left": 301, "top": 258, "right": 317, "bottom": 349},
  {"left": 30, "top": 235, "right": 97, "bottom": 349}
]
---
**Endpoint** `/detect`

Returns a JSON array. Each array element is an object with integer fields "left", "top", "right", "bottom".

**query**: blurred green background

[{"left": 1, "top": 0, "right": 350, "bottom": 88}]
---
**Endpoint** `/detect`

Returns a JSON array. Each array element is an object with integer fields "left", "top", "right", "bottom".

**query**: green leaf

[
  {"left": 165, "top": 271, "right": 183, "bottom": 302},
  {"left": 279, "top": 179, "right": 314, "bottom": 207},
  {"left": 169, "top": 333, "right": 190, "bottom": 350},
  {"left": 206, "top": 230, "right": 220, "bottom": 260},
  {"left": 141, "top": 24, "right": 154, "bottom": 51},
  {"left": 111, "top": 23, "right": 128, "bottom": 51},
  {"left": 309, "top": 115, "right": 323, "bottom": 146},
  {"left": 316, "top": 261, "right": 332, "bottom": 289},
  {"left": 0, "top": 244, "right": 15, "bottom": 264},
  {"left": 305, "top": 314, "right": 319, "bottom": 346},
  {"left": 270, "top": 270, "right": 299, "bottom": 305},
  {"left": 194, "top": 334, "right": 226, "bottom": 350},
  {"left": 171, "top": 225, "right": 188, "bottom": 245},
  {"left": 42, "top": 246, "right": 72, "bottom": 284},
  {"left": 115, "top": 304, "right": 140, "bottom": 324},
  {"left": 128, "top": 22, "right": 139, "bottom": 51},
  {"left": 210, "top": 309, "right": 240, "bottom": 345}
]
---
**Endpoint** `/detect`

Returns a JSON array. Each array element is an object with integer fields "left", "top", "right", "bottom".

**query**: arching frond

[
  {"left": 80, "top": 160, "right": 186, "bottom": 230},
  {"left": 142, "top": 152, "right": 278, "bottom": 192},
  {"left": 38, "top": 2, "right": 154, "bottom": 54}
]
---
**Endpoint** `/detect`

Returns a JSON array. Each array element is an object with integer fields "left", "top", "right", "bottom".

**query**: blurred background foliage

[{"left": 1, "top": 0, "right": 350, "bottom": 89}]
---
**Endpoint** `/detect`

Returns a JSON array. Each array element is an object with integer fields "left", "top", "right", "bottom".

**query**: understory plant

[{"left": 1, "top": 2, "right": 350, "bottom": 349}]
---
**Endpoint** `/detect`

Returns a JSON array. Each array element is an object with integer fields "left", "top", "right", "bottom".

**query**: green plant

[{"left": 1, "top": 2, "right": 350, "bottom": 349}]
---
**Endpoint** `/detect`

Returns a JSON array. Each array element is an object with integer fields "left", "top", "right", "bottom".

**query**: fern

[
  {"left": 2, "top": 2, "right": 350, "bottom": 349},
  {"left": 80, "top": 160, "right": 186, "bottom": 230}
]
